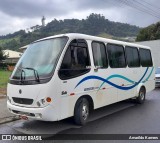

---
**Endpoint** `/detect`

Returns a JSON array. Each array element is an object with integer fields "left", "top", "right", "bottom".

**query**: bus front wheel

[{"left": 74, "top": 98, "right": 89, "bottom": 125}]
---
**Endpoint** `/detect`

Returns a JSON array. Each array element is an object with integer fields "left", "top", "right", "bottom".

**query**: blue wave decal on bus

[
  {"left": 98, "top": 74, "right": 136, "bottom": 90},
  {"left": 75, "top": 67, "right": 151, "bottom": 90},
  {"left": 99, "top": 67, "right": 154, "bottom": 90},
  {"left": 142, "top": 67, "right": 154, "bottom": 83}
]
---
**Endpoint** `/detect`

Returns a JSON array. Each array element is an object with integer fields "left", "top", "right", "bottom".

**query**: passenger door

[{"left": 58, "top": 39, "right": 92, "bottom": 119}]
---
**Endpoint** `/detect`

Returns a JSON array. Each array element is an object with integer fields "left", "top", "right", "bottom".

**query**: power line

[
  {"left": 115, "top": 0, "right": 160, "bottom": 19},
  {"left": 127, "top": 0, "right": 160, "bottom": 18},
  {"left": 123, "top": 0, "right": 159, "bottom": 18},
  {"left": 140, "top": 0, "right": 160, "bottom": 10},
  {"left": 101, "top": 0, "right": 124, "bottom": 9},
  {"left": 132, "top": 0, "right": 160, "bottom": 17}
]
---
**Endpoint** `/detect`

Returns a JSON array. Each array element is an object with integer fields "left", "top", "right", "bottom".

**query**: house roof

[
  {"left": 3, "top": 50, "right": 22, "bottom": 59},
  {"left": 19, "top": 45, "right": 28, "bottom": 50}
]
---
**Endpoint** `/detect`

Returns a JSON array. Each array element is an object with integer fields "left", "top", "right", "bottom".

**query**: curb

[{"left": 0, "top": 116, "right": 20, "bottom": 125}]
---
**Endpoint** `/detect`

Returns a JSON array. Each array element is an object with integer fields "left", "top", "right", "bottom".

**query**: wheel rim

[
  {"left": 82, "top": 104, "right": 89, "bottom": 120},
  {"left": 140, "top": 91, "right": 145, "bottom": 101}
]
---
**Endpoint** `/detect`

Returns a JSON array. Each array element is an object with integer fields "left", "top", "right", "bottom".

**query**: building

[
  {"left": 136, "top": 40, "right": 160, "bottom": 68},
  {"left": 121, "top": 36, "right": 136, "bottom": 42},
  {"left": 3, "top": 50, "right": 22, "bottom": 63},
  {"left": 19, "top": 45, "right": 28, "bottom": 53}
]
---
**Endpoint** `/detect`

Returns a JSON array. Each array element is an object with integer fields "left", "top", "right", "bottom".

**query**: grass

[{"left": 0, "top": 70, "right": 12, "bottom": 94}]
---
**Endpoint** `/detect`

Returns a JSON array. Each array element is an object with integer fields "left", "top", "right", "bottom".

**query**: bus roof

[{"left": 34, "top": 33, "right": 151, "bottom": 49}]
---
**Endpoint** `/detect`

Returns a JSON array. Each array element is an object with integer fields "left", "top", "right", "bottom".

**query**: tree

[
  {"left": 136, "top": 22, "right": 160, "bottom": 41},
  {"left": 0, "top": 47, "right": 5, "bottom": 63}
]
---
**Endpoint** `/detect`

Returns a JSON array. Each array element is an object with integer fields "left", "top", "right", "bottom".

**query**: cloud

[
  {"left": 0, "top": 0, "right": 70, "bottom": 18},
  {"left": 0, "top": 11, "right": 40, "bottom": 35},
  {"left": 0, "top": 0, "right": 159, "bottom": 35}
]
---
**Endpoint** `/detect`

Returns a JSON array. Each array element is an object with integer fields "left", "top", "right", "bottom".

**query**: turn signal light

[{"left": 46, "top": 97, "right": 52, "bottom": 103}]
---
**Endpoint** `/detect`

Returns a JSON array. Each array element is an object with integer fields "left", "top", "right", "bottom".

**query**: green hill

[{"left": 0, "top": 13, "right": 140, "bottom": 51}]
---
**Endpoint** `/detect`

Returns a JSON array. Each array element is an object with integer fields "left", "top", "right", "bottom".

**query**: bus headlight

[{"left": 36, "top": 97, "right": 52, "bottom": 107}]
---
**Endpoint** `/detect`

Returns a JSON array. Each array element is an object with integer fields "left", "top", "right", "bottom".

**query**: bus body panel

[{"left": 7, "top": 33, "right": 155, "bottom": 122}]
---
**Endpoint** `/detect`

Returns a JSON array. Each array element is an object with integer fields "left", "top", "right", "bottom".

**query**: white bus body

[{"left": 7, "top": 33, "right": 155, "bottom": 125}]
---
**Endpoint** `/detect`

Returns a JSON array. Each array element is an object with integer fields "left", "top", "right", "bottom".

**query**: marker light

[
  {"left": 41, "top": 99, "right": 45, "bottom": 105},
  {"left": 46, "top": 97, "right": 52, "bottom": 103}
]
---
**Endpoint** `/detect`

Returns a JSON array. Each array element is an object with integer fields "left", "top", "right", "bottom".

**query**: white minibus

[{"left": 7, "top": 33, "right": 155, "bottom": 125}]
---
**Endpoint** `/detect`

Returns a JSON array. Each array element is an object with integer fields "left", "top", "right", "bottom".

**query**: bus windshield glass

[
  {"left": 10, "top": 37, "right": 68, "bottom": 81},
  {"left": 156, "top": 68, "right": 160, "bottom": 74}
]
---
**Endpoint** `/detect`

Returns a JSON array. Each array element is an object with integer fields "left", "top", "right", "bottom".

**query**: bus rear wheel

[
  {"left": 74, "top": 98, "right": 89, "bottom": 125},
  {"left": 136, "top": 87, "right": 146, "bottom": 104}
]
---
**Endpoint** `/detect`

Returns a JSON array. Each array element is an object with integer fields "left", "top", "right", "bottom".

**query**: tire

[
  {"left": 74, "top": 98, "right": 89, "bottom": 125},
  {"left": 136, "top": 87, "right": 146, "bottom": 104}
]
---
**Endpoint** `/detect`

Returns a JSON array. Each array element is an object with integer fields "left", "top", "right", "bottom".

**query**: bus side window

[
  {"left": 107, "top": 44, "right": 126, "bottom": 68},
  {"left": 92, "top": 41, "right": 108, "bottom": 68},
  {"left": 139, "top": 48, "right": 153, "bottom": 67},
  {"left": 59, "top": 39, "right": 91, "bottom": 79},
  {"left": 125, "top": 46, "right": 140, "bottom": 67}
]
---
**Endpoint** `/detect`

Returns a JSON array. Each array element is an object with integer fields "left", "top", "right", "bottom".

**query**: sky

[{"left": 0, "top": 0, "right": 160, "bottom": 36}]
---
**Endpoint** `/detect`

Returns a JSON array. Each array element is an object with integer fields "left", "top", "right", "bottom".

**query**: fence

[{"left": 0, "top": 70, "right": 11, "bottom": 95}]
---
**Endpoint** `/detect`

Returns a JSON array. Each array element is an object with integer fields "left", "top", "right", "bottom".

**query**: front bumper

[
  {"left": 7, "top": 101, "right": 59, "bottom": 121},
  {"left": 155, "top": 81, "right": 160, "bottom": 87}
]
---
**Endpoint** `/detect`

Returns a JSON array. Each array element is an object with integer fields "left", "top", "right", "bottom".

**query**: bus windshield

[
  {"left": 155, "top": 68, "right": 160, "bottom": 74},
  {"left": 10, "top": 37, "right": 68, "bottom": 81}
]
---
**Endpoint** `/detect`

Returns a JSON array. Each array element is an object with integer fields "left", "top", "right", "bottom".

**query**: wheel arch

[
  {"left": 74, "top": 94, "right": 94, "bottom": 114},
  {"left": 136, "top": 83, "right": 146, "bottom": 97}
]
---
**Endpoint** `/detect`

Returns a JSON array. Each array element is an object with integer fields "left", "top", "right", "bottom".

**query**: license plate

[{"left": 19, "top": 115, "right": 28, "bottom": 120}]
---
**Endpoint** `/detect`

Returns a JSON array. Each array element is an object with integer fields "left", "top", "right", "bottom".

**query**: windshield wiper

[
  {"left": 23, "top": 67, "right": 40, "bottom": 82},
  {"left": 16, "top": 67, "right": 26, "bottom": 82},
  {"left": 17, "top": 67, "right": 40, "bottom": 82}
]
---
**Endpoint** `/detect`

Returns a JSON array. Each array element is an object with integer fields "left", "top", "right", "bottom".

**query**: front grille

[
  {"left": 12, "top": 97, "right": 33, "bottom": 105},
  {"left": 156, "top": 77, "right": 160, "bottom": 79}
]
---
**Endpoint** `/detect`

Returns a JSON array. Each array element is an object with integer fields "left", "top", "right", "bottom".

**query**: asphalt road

[{"left": 0, "top": 88, "right": 160, "bottom": 143}]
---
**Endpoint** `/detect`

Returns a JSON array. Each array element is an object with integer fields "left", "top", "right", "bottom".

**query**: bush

[{"left": 0, "top": 63, "right": 7, "bottom": 70}]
